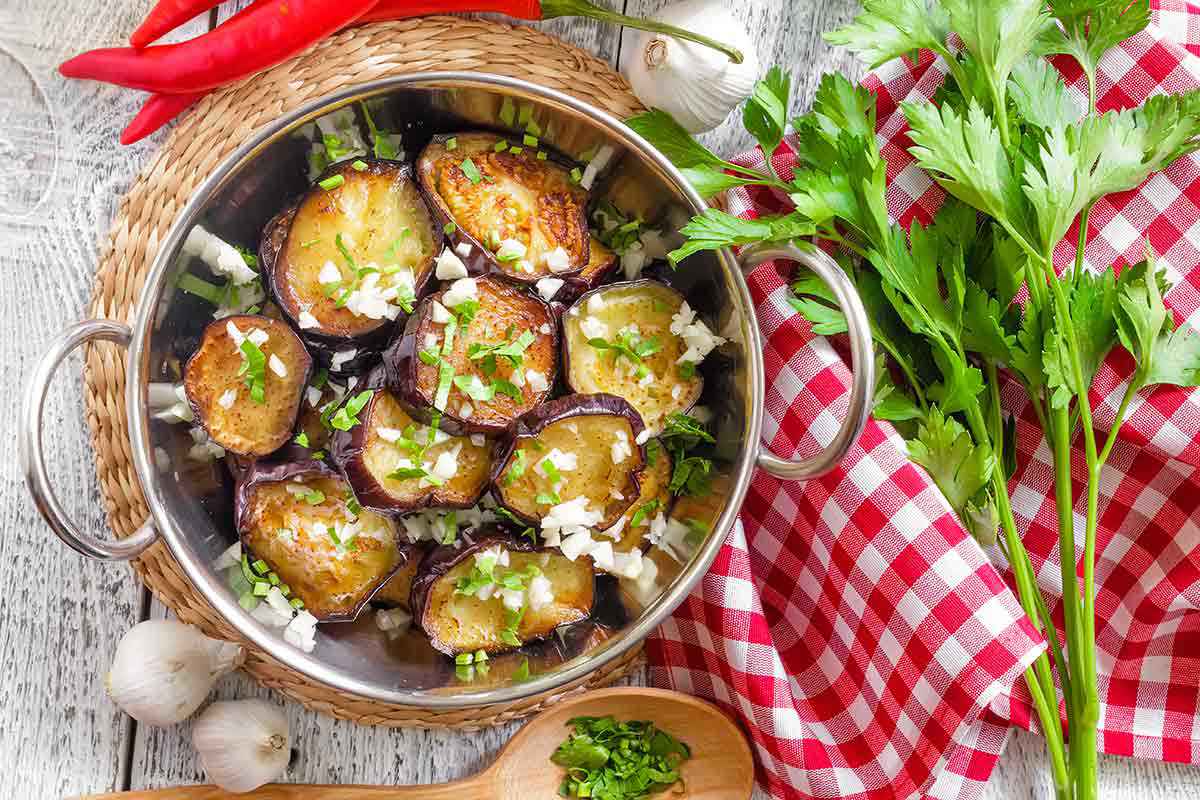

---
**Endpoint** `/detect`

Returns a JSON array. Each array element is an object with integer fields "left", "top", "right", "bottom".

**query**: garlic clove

[
  {"left": 193, "top": 698, "right": 291, "bottom": 793},
  {"left": 622, "top": 0, "right": 760, "bottom": 134},
  {"left": 105, "top": 619, "right": 244, "bottom": 727}
]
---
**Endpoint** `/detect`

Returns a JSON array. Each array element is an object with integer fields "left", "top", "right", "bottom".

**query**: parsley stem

[
  {"left": 1049, "top": 403, "right": 1086, "bottom": 726},
  {"left": 965, "top": 402, "right": 1071, "bottom": 800},
  {"left": 1097, "top": 379, "right": 1140, "bottom": 466}
]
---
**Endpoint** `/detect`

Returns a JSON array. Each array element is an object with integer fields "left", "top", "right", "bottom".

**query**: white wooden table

[{"left": 3, "top": 0, "right": 1200, "bottom": 797}]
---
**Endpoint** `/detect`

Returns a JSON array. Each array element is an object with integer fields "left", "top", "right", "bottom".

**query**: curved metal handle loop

[
  {"left": 20, "top": 320, "right": 159, "bottom": 560},
  {"left": 739, "top": 242, "right": 875, "bottom": 481}
]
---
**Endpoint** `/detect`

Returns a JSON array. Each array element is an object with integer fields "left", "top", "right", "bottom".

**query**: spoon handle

[{"left": 78, "top": 778, "right": 495, "bottom": 799}]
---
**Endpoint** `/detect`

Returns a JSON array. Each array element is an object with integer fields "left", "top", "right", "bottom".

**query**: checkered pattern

[{"left": 645, "top": 2, "right": 1200, "bottom": 797}]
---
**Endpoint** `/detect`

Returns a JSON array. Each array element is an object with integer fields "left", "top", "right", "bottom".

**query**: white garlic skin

[
  {"left": 105, "top": 620, "right": 244, "bottom": 727},
  {"left": 622, "top": 0, "right": 760, "bottom": 134},
  {"left": 193, "top": 699, "right": 291, "bottom": 793}
]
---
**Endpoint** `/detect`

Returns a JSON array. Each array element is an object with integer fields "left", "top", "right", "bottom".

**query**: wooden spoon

[{"left": 81, "top": 687, "right": 755, "bottom": 799}]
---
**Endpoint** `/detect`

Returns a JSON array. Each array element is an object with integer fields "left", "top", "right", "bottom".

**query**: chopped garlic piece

[
  {"left": 435, "top": 247, "right": 469, "bottom": 280},
  {"left": 297, "top": 310, "right": 320, "bottom": 329},
  {"left": 217, "top": 388, "right": 237, "bottom": 409},
  {"left": 268, "top": 353, "right": 288, "bottom": 378},
  {"left": 535, "top": 277, "right": 564, "bottom": 302}
]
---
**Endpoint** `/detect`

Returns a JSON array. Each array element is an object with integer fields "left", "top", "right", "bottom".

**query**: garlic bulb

[
  {"left": 193, "top": 699, "right": 291, "bottom": 793},
  {"left": 622, "top": 0, "right": 759, "bottom": 134},
  {"left": 105, "top": 620, "right": 244, "bottom": 727}
]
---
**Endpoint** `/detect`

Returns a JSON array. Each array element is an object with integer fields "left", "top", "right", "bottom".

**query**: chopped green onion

[
  {"left": 177, "top": 273, "right": 224, "bottom": 305},
  {"left": 493, "top": 139, "right": 509, "bottom": 153},
  {"left": 444, "top": 222, "right": 457, "bottom": 235},
  {"left": 441, "top": 512, "right": 458, "bottom": 545},
  {"left": 522, "top": 133, "right": 538, "bottom": 147},
  {"left": 293, "top": 432, "right": 310, "bottom": 448},
  {"left": 318, "top": 174, "right": 344, "bottom": 191},
  {"left": 460, "top": 157, "right": 482, "bottom": 185},
  {"left": 536, "top": 150, "right": 548, "bottom": 161},
  {"left": 569, "top": 167, "right": 582, "bottom": 184},
  {"left": 455, "top": 652, "right": 474, "bottom": 665},
  {"left": 446, "top": 137, "right": 458, "bottom": 150},
  {"left": 252, "top": 581, "right": 270, "bottom": 597},
  {"left": 351, "top": 159, "right": 368, "bottom": 171},
  {"left": 290, "top": 597, "right": 305, "bottom": 609},
  {"left": 251, "top": 559, "right": 269, "bottom": 575},
  {"left": 499, "top": 97, "right": 516, "bottom": 127}
]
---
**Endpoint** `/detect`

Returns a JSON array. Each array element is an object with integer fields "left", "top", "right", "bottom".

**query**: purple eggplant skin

[
  {"left": 329, "top": 368, "right": 493, "bottom": 514},
  {"left": 489, "top": 392, "right": 647, "bottom": 527},
  {"left": 382, "top": 277, "right": 559, "bottom": 436},
  {"left": 415, "top": 133, "right": 589, "bottom": 284},
  {"left": 261, "top": 159, "right": 440, "bottom": 356},
  {"left": 410, "top": 527, "right": 595, "bottom": 656},
  {"left": 234, "top": 458, "right": 408, "bottom": 623}
]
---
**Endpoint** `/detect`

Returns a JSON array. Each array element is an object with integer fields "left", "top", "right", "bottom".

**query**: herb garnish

[
  {"left": 659, "top": 412, "right": 716, "bottom": 497},
  {"left": 237, "top": 339, "right": 267, "bottom": 403},
  {"left": 329, "top": 390, "right": 374, "bottom": 431},
  {"left": 551, "top": 716, "right": 690, "bottom": 800},
  {"left": 587, "top": 329, "right": 661, "bottom": 379}
]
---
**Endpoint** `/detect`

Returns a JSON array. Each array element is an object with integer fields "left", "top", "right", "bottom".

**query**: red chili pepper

[
  {"left": 129, "top": 0, "right": 225, "bottom": 48},
  {"left": 60, "top": 0, "right": 381, "bottom": 94},
  {"left": 120, "top": 91, "right": 204, "bottom": 145},
  {"left": 358, "top": 0, "right": 742, "bottom": 63}
]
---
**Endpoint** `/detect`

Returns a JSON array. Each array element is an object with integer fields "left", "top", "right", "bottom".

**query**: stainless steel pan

[{"left": 20, "top": 73, "right": 873, "bottom": 707}]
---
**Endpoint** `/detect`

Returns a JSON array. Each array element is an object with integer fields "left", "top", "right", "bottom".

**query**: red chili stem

[
  {"left": 357, "top": 0, "right": 542, "bottom": 23},
  {"left": 120, "top": 91, "right": 204, "bottom": 144},
  {"left": 130, "top": 0, "right": 225, "bottom": 48},
  {"left": 60, "top": 0, "right": 380, "bottom": 94}
]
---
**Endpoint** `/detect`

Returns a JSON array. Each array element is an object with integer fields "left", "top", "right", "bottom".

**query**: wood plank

[
  {"left": 618, "top": 0, "right": 865, "bottom": 156},
  {"left": 0, "top": 0, "right": 210, "bottom": 795}
]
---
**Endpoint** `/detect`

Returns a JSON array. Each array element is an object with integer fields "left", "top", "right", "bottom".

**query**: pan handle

[
  {"left": 738, "top": 242, "right": 874, "bottom": 481},
  {"left": 20, "top": 320, "right": 159, "bottom": 560}
]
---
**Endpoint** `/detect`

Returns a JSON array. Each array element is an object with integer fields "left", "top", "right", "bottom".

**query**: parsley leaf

[
  {"left": 743, "top": 66, "right": 792, "bottom": 160},
  {"left": 824, "top": 0, "right": 951, "bottom": 69}
]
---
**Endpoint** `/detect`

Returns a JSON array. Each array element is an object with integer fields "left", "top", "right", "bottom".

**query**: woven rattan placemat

[{"left": 81, "top": 16, "right": 644, "bottom": 729}]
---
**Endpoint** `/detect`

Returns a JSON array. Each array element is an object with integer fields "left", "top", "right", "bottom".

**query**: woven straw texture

[{"left": 81, "top": 16, "right": 645, "bottom": 729}]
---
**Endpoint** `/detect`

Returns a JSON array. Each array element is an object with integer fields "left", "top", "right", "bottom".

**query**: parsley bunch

[
  {"left": 551, "top": 715, "right": 690, "bottom": 800},
  {"left": 630, "top": 4, "right": 1200, "bottom": 798}
]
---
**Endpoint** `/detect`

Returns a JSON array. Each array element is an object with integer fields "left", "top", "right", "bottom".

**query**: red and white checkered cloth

[{"left": 645, "top": 2, "right": 1200, "bottom": 798}]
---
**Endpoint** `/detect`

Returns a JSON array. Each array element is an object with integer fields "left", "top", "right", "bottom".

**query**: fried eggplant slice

[
  {"left": 372, "top": 541, "right": 432, "bottom": 612},
  {"left": 417, "top": 133, "right": 588, "bottom": 283},
  {"left": 491, "top": 393, "right": 646, "bottom": 530},
  {"left": 412, "top": 530, "right": 594, "bottom": 655},
  {"left": 331, "top": 377, "right": 493, "bottom": 513},
  {"left": 599, "top": 440, "right": 673, "bottom": 553},
  {"left": 235, "top": 460, "right": 403, "bottom": 621},
  {"left": 557, "top": 237, "right": 618, "bottom": 303},
  {"left": 268, "top": 159, "right": 439, "bottom": 343},
  {"left": 562, "top": 280, "right": 703, "bottom": 433},
  {"left": 184, "top": 314, "right": 312, "bottom": 457},
  {"left": 385, "top": 275, "right": 557, "bottom": 433}
]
